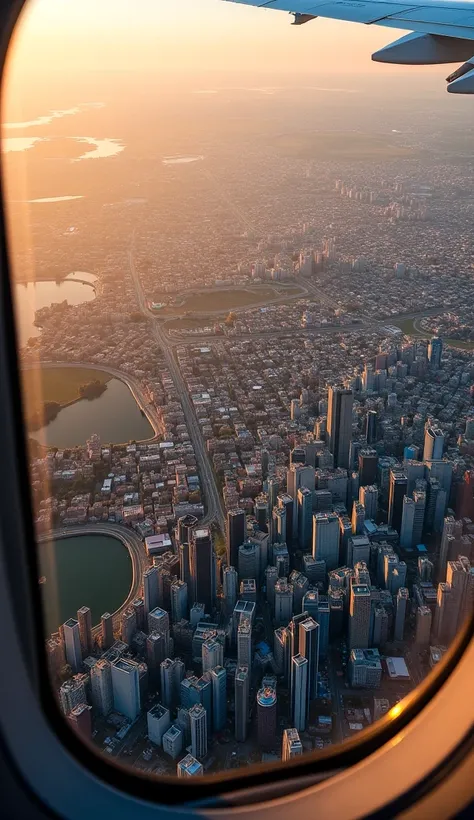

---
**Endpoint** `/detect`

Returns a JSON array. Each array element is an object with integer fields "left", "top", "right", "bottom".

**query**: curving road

[
  {"left": 38, "top": 523, "right": 149, "bottom": 635},
  {"left": 166, "top": 306, "right": 447, "bottom": 346},
  {"left": 128, "top": 235, "right": 225, "bottom": 532}
]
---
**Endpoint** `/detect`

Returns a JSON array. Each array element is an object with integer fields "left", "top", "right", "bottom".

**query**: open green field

[
  {"left": 274, "top": 131, "right": 416, "bottom": 160},
  {"left": 444, "top": 339, "right": 474, "bottom": 351},
  {"left": 21, "top": 367, "right": 112, "bottom": 416},
  {"left": 392, "top": 319, "right": 474, "bottom": 351},
  {"left": 156, "top": 285, "right": 304, "bottom": 316},
  {"left": 393, "top": 318, "right": 429, "bottom": 338},
  {"left": 165, "top": 317, "right": 220, "bottom": 332}
]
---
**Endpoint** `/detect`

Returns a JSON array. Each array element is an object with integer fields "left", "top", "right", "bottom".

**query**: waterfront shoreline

[
  {"left": 22, "top": 361, "right": 160, "bottom": 445},
  {"left": 37, "top": 524, "right": 148, "bottom": 635}
]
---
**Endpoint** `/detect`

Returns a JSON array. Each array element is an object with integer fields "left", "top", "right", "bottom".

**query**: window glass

[{"left": 3, "top": 0, "right": 473, "bottom": 780}]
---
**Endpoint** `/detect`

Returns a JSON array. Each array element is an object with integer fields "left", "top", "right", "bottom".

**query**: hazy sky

[
  {"left": 8, "top": 0, "right": 416, "bottom": 76},
  {"left": 1, "top": 0, "right": 453, "bottom": 117}
]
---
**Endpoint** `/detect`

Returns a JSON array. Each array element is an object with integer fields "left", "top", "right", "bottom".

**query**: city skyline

[{"left": 3, "top": 0, "right": 474, "bottom": 781}]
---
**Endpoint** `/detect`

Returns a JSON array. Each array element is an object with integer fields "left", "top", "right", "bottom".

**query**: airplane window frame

[{"left": 0, "top": 0, "right": 472, "bottom": 814}]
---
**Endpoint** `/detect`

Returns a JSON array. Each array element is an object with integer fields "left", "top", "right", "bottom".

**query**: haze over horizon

[{"left": 3, "top": 0, "right": 457, "bottom": 115}]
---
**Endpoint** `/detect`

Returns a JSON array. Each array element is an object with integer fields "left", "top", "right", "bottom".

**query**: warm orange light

[{"left": 389, "top": 703, "right": 403, "bottom": 720}]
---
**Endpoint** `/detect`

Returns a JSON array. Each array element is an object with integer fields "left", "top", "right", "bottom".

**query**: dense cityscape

[{"left": 5, "top": 58, "right": 474, "bottom": 778}]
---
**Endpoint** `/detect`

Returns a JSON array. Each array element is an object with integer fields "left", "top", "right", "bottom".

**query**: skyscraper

[
  {"left": 282, "top": 728, "right": 303, "bottom": 761},
  {"left": 278, "top": 493, "right": 294, "bottom": 548},
  {"left": 147, "top": 607, "right": 170, "bottom": 653},
  {"left": 365, "top": 410, "right": 378, "bottom": 445},
  {"left": 312, "top": 512, "right": 340, "bottom": 570},
  {"left": 358, "top": 448, "right": 378, "bottom": 486},
  {"left": 388, "top": 469, "right": 408, "bottom": 533},
  {"left": 132, "top": 598, "right": 145, "bottom": 631},
  {"left": 265, "top": 565, "right": 278, "bottom": 608},
  {"left": 121, "top": 607, "right": 137, "bottom": 646},
  {"left": 415, "top": 606, "right": 432, "bottom": 646},
  {"left": 178, "top": 514, "right": 199, "bottom": 545},
  {"left": 412, "top": 488, "right": 427, "bottom": 544},
  {"left": 100, "top": 612, "right": 114, "bottom": 650},
  {"left": 90, "top": 659, "right": 113, "bottom": 716},
  {"left": 274, "top": 626, "right": 290, "bottom": 680},
  {"left": 400, "top": 492, "right": 426, "bottom": 550},
  {"left": 238, "top": 541, "right": 259, "bottom": 581},
  {"left": 170, "top": 579, "right": 188, "bottom": 623},
  {"left": 162, "top": 725, "right": 183, "bottom": 760},
  {"left": 433, "top": 582, "right": 457, "bottom": 645},
  {"left": 146, "top": 632, "right": 166, "bottom": 688},
  {"left": 202, "top": 638, "right": 223, "bottom": 674},
  {"left": 179, "top": 542, "right": 192, "bottom": 592},
  {"left": 256, "top": 687, "right": 277, "bottom": 751},
  {"left": 147, "top": 704, "right": 171, "bottom": 746},
  {"left": 287, "top": 464, "right": 315, "bottom": 539},
  {"left": 63, "top": 618, "right": 82, "bottom": 674},
  {"left": 237, "top": 617, "right": 252, "bottom": 669},
  {"left": 423, "top": 426, "right": 445, "bottom": 462},
  {"left": 272, "top": 506, "right": 287, "bottom": 545},
  {"left": 222, "top": 566, "right": 238, "bottom": 616},
  {"left": 302, "top": 556, "right": 326, "bottom": 587},
  {"left": 351, "top": 501, "right": 365, "bottom": 535},
  {"left": 180, "top": 675, "right": 212, "bottom": 731},
  {"left": 317, "top": 596, "right": 330, "bottom": 660},
  {"left": 287, "top": 464, "right": 315, "bottom": 499},
  {"left": 273, "top": 542, "right": 290, "bottom": 577},
  {"left": 67, "top": 704, "right": 92, "bottom": 741},
  {"left": 359, "top": 484, "right": 378, "bottom": 521},
  {"left": 59, "top": 676, "right": 88, "bottom": 716},
  {"left": 428, "top": 336, "right": 443, "bottom": 369},
  {"left": 348, "top": 584, "right": 371, "bottom": 650},
  {"left": 394, "top": 587, "right": 409, "bottom": 641},
  {"left": 299, "top": 617, "right": 320, "bottom": 702},
  {"left": 77, "top": 606, "right": 92, "bottom": 658},
  {"left": 210, "top": 666, "right": 227, "bottom": 732},
  {"left": 384, "top": 553, "right": 407, "bottom": 594},
  {"left": 290, "top": 570, "right": 309, "bottom": 613},
  {"left": 290, "top": 654, "right": 308, "bottom": 732},
  {"left": 446, "top": 559, "right": 472, "bottom": 634},
  {"left": 177, "top": 754, "right": 203, "bottom": 777},
  {"left": 190, "top": 703, "right": 207, "bottom": 759},
  {"left": 190, "top": 527, "right": 214, "bottom": 613},
  {"left": 143, "top": 566, "right": 159, "bottom": 617},
  {"left": 226, "top": 509, "right": 246, "bottom": 569},
  {"left": 254, "top": 494, "right": 269, "bottom": 531},
  {"left": 160, "top": 657, "right": 185, "bottom": 710},
  {"left": 248, "top": 530, "right": 269, "bottom": 580},
  {"left": 456, "top": 469, "right": 474, "bottom": 520},
  {"left": 288, "top": 612, "right": 309, "bottom": 661},
  {"left": 327, "top": 386, "right": 353, "bottom": 469},
  {"left": 235, "top": 666, "right": 249, "bottom": 742},
  {"left": 267, "top": 477, "right": 280, "bottom": 510},
  {"left": 297, "top": 487, "right": 313, "bottom": 551},
  {"left": 274, "top": 578, "right": 293, "bottom": 625},
  {"left": 111, "top": 659, "right": 141, "bottom": 721},
  {"left": 302, "top": 589, "right": 319, "bottom": 621}
]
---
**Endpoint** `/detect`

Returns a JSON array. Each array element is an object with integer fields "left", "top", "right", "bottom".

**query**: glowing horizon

[{"left": 5, "top": 0, "right": 451, "bottom": 82}]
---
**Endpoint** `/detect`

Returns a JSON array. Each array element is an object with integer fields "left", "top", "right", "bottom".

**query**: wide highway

[
  {"left": 166, "top": 305, "right": 447, "bottom": 346},
  {"left": 128, "top": 236, "right": 226, "bottom": 532}
]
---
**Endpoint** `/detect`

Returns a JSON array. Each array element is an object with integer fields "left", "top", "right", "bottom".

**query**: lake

[
  {"left": 3, "top": 135, "right": 124, "bottom": 160},
  {"left": 162, "top": 155, "right": 204, "bottom": 165},
  {"left": 15, "top": 275, "right": 96, "bottom": 347},
  {"left": 29, "top": 376, "right": 154, "bottom": 448},
  {"left": 39, "top": 534, "right": 132, "bottom": 636}
]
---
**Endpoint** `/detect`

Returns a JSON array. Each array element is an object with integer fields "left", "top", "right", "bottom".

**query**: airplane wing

[{"left": 223, "top": 1, "right": 474, "bottom": 92}]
